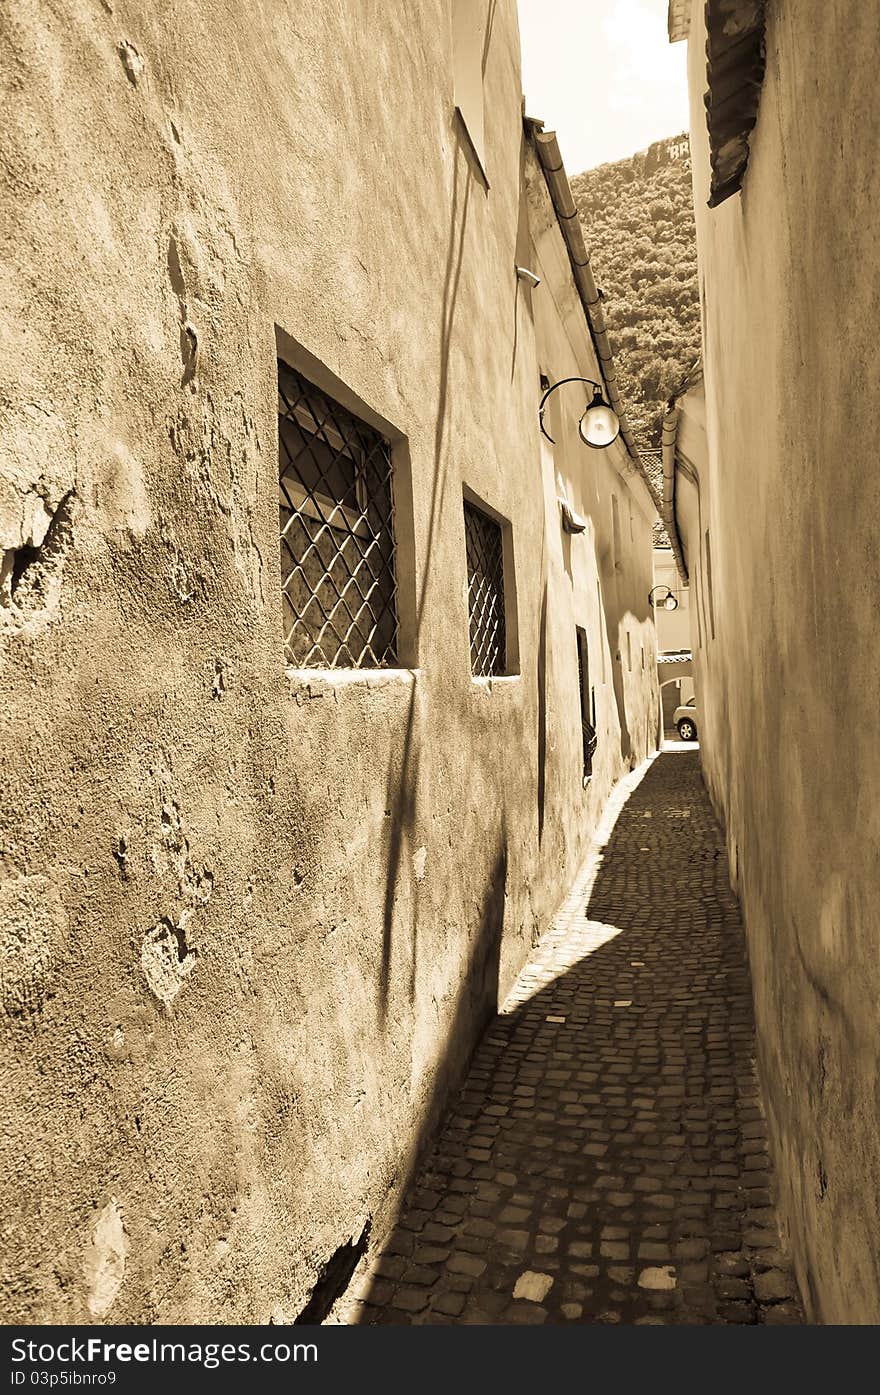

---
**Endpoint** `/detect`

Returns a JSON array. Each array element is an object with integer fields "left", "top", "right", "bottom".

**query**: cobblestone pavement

[{"left": 346, "top": 750, "right": 804, "bottom": 1325}]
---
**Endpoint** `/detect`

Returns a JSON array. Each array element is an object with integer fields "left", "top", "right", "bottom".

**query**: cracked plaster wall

[{"left": 0, "top": 0, "right": 658, "bottom": 1321}]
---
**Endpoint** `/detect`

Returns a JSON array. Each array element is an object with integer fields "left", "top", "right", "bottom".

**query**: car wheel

[{"left": 677, "top": 719, "right": 696, "bottom": 741}]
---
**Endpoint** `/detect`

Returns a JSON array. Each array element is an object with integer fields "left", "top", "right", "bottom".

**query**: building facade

[
  {"left": 652, "top": 545, "right": 693, "bottom": 731},
  {"left": 0, "top": 1, "right": 658, "bottom": 1321},
  {"left": 671, "top": 0, "right": 880, "bottom": 1323}
]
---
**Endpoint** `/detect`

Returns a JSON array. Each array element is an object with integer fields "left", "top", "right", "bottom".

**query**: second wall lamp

[
  {"left": 539, "top": 376, "right": 620, "bottom": 450},
  {"left": 649, "top": 585, "right": 679, "bottom": 611}
]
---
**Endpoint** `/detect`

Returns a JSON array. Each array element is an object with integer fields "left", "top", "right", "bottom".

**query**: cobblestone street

[{"left": 347, "top": 749, "right": 804, "bottom": 1325}]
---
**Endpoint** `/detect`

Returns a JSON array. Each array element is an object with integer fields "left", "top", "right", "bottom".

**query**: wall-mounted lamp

[
  {"left": 516, "top": 265, "right": 541, "bottom": 288},
  {"left": 649, "top": 585, "right": 679, "bottom": 611},
  {"left": 539, "top": 376, "right": 620, "bottom": 449}
]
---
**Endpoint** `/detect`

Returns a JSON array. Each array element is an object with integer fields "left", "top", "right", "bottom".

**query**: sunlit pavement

[{"left": 344, "top": 749, "right": 804, "bottom": 1325}]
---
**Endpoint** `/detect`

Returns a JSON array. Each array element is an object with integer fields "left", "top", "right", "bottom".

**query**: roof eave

[{"left": 525, "top": 119, "right": 659, "bottom": 516}]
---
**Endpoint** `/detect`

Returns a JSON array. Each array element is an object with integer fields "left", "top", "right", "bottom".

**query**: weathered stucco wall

[
  {"left": 0, "top": 1, "right": 658, "bottom": 1321},
  {"left": 681, "top": 0, "right": 880, "bottom": 1323}
]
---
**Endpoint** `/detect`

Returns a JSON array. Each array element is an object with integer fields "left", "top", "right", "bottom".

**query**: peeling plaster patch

[
  {"left": 0, "top": 482, "right": 54, "bottom": 559},
  {"left": 0, "top": 875, "right": 65, "bottom": 1017},
  {"left": 141, "top": 919, "right": 196, "bottom": 1006},
  {"left": 84, "top": 1198, "right": 129, "bottom": 1317},
  {"left": 412, "top": 846, "right": 428, "bottom": 883},
  {"left": 117, "top": 42, "right": 144, "bottom": 86},
  {"left": 1, "top": 489, "right": 76, "bottom": 624}
]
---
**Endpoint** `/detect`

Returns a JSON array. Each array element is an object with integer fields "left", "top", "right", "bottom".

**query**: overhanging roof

[
  {"left": 668, "top": 1, "right": 691, "bottom": 42},
  {"left": 704, "top": 1, "right": 767, "bottom": 206},
  {"left": 668, "top": 3, "right": 768, "bottom": 208}
]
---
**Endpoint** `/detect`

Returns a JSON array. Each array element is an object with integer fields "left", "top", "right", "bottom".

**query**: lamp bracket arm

[{"left": 538, "top": 376, "right": 603, "bottom": 444}]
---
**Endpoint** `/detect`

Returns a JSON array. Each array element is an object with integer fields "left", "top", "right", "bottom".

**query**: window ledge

[
  {"left": 471, "top": 674, "right": 522, "bottom": 693},
  {"left": 286, "top": 666, "right": 418, "bottom": 697}
]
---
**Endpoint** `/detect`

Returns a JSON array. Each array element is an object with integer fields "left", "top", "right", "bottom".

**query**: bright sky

[{"left": 516, "top": 0, "right": 689, "bottom": 173}]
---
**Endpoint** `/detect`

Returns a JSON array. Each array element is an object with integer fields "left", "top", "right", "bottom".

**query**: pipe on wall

[{"left": 661, "top": 401, "right": 689, "bottom": 584}]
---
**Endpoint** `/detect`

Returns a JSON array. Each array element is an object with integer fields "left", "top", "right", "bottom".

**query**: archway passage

[
  {"left": 345, "top": 751, "right": 803, "bottom": 1326},
  {"left": 657, "top": 656, "right": 693, "bottom": 686},
  {"left": 660, "top": 675, "right": 693, "bottom": 733}
]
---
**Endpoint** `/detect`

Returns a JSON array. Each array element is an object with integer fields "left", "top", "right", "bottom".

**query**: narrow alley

[
  {"left": 13, "top": 0, "right": 880, "bottom": 1338},
  {"left": 345, "top": 749, "right": 803, "bottom": 1326}
]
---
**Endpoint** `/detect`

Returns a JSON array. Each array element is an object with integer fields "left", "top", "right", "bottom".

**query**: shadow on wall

[
  {"left": 337, "top": 834, "right": 508, "bottom": 1320},
  {"left": 510, "top": 127, "right": 534, "bottom": 383},
  {"left": 351, "top": 752, "right": 800, "bottom": 1325},
  {"left": 598, "top": 570, "right": 632, "bottom": 765},
  {"left": 536, "top": 576, "right": 548, "bottom": 847},
  {"left": 379, "top": 139, "right": 474, "bottom": 1023}
]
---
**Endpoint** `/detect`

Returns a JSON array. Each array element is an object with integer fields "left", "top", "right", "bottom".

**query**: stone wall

[
  {"left": 679, "top": 0, "right": 880, "bottom": 1324},
  {"left": 0, "top": 0, "right": 658, "bottom": 1321}
]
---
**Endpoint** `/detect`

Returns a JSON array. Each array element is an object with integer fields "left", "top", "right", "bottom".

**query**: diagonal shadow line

[
  {"left": 481, "top": 0, "right": 499, "bottom": 76},
  {"left": 510, "top": 134, "right": 533, "bottom": 382},
  {"left": 597, "top": 564, "right": 633, "bottom": 765},
  {"left": 536, "top": 574, "right": 548, "bottom": 847},
  {"left": 379, "top": 147, "right": 474, "bottom": 1021}
]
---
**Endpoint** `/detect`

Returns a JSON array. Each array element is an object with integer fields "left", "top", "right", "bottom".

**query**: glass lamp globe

[
  {"left": 663, "top": 593, "right": 679, "bottom": 611},
  {"left": 578, "top": 390, "right": 620, "bottom": 449}
]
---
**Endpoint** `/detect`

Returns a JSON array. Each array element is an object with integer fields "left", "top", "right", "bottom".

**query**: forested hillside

[{"left": 571, "top": 134, "right": 701, "bottom": 446}]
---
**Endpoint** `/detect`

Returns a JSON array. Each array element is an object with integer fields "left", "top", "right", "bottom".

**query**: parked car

[{"left": 673, "top": 698, "right": 698, "bottom": 742}]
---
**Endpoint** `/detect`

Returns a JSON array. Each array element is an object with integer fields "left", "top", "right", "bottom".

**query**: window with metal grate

[
  {"left": 464, "top": 499, "right": 506, "bottom": 677},
  {"left": 576, "top": 625, "right": 598, "bottom": 781},
  {"left": 278, "top": 360, "right": 398, "bottom": 669}
]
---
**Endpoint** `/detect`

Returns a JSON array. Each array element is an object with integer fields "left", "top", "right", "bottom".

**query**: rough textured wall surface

[
  {"left": 0, "top": 0, "right": 658, "bottom": 1322},
  {"left": 682, "top": 0, "right": 880, "bottom": 1323}
]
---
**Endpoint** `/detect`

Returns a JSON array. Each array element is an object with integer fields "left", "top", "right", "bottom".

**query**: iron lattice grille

[
  {"left": 278, "top": 361, "right": 398, "bottom": 668},
  {"left": 464, "top": 500, "right": 506, "bottom": 677},
  {"left": 576, "top": 629, "right": 597, "bottom": 778}
]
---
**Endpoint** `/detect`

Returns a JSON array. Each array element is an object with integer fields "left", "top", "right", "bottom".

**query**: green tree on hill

[{"left": 571, "top": 134, "right": 701, "bottom": 447}]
